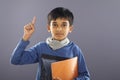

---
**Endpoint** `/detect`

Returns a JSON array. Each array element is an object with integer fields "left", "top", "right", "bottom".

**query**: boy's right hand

[{"left": 22, "top": 16, "right": 36, "bottom": 41}]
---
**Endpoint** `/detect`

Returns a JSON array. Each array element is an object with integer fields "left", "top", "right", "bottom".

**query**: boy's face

[{"left": 48, "top": 18, "right": 73, "bottom": 41}]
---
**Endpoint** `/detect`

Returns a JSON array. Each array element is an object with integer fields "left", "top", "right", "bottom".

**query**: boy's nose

[{"left": 56, "top": 26, "right": 62, "bottom": 31}]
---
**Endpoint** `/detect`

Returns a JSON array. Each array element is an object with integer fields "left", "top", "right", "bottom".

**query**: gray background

[{"left": 0, "top": 0, "right": 120, "bottom": 80}]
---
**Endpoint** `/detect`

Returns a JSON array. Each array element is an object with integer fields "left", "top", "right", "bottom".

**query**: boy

[{"left": 11, "top": 7, "right": 90, "bottom": 80}]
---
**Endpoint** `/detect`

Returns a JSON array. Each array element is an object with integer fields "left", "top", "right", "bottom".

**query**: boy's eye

[
  {"left": 61, "top": 23, "right": 68, "bottom": 27},
  {"left": 52, "top": 23, "right": 58, "bottom": 27},
  {"left": 62, "top": 24, "right": 67, "bottom": 27}
]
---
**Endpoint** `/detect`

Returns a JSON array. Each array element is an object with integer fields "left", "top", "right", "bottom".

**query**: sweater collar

[{"left": 46, "top": 37, "right": 70, "bottom": 50}]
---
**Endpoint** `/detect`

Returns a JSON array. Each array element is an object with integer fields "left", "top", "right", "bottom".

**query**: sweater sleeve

[
  {"left": 10, "top": 39, "right": 39, "bottom": 65},
  {"left": 74, "top": 46, "right": 90, "bottom": 80}
]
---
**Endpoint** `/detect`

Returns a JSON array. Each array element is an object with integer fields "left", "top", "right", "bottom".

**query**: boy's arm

[
  {"left": 10, "top": 17, "right": 39, "bottom": 65},
  {"left": 10, "top": 39, "right": 39, "bottom": 65},
  {"left": 74, "top": 48, "right": 90, "bottom": 80}
]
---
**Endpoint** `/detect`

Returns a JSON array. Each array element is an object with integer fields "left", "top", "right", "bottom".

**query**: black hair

[{"left": 47, "top": 7, "right": 74, "bottom": 26}]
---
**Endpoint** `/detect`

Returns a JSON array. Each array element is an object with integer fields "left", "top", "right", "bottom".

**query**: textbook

[
  {"left": 51, "top": 57, "right": 78, "bottom": 80},
  {"left": 41, "top": 54, "right": 69, "bottom": 80}
]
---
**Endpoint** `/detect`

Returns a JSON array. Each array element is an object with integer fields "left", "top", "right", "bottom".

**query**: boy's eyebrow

[
  {"left": 51, "top": 21, "right": 68, "bottom": 23},
  {"left": 62, "top": 22, "right": 67, "bottom": 24},
  {"left": 52, "top": 22, "right": 57, "bottom": 23},
  {"left": 51, "top": 21, "right": 57, "bottom": 24}
]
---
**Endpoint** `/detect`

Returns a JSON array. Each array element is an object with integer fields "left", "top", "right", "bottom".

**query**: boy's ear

[
  {"left": 69, "top": 26, "right": 73, "bottom": 33},
  {"left": 47, "top": 25, "right": 51, "bottom": 32}
]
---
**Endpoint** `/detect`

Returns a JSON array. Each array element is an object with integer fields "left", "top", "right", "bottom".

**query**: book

[
  {"left": 51, "top": 57, "right": 78, "bottom": 80},
  {"left": 41, "top": 54, "right": 69, "bottom": 80}
]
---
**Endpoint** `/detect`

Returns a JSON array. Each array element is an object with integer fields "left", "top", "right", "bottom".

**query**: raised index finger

[{"left": 32, "top": 16, "right": 36, "bottom": 25}]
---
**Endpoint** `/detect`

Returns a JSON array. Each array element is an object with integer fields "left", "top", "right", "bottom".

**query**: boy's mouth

[{"left": 55, "top": 33, "right": 64, "bottom": 36}]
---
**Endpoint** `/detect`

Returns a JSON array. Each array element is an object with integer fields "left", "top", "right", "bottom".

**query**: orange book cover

[{"left": 51, "top": 57, "right": 78, "bottom": 80}]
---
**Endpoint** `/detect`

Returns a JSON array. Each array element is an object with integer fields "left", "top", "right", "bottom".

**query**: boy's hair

[{"left": 47, "top": 7, "right": 74, "bottom": 26}]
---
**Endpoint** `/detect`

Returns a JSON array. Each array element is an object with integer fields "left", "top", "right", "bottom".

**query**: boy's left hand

[{"left": 52, "top": 77, "right": 62, "bottom": 80}]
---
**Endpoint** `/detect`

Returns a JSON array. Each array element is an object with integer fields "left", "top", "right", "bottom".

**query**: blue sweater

[{"left": 11, "top": 39, "right": 90, "bottom": 80}]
